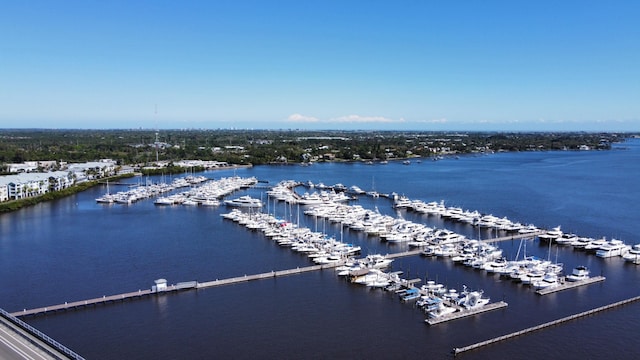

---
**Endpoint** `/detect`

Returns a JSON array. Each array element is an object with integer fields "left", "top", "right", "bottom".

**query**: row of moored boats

[
  {"left": 96, "top": 175, "right": 209, "bottom": 204},
  {"left": 222, "top": 207, "right": 497, "bottom": 322},
  {"left": 537, "top": 226, "right": 640, "bottom": 263},
  {"left": 396, "top": 195, "right": 639, "bottom": 264},
  {"left": 221, "top": 209, "right": 362, "bottom": 264},
  {"left": 153, "top": 176, "right": 258, "bottom": 206}
]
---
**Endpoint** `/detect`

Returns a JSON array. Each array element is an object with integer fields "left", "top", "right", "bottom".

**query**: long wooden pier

[
  {"left": 11, "top": 250, "right": 425, "bottom": 318},
  {"left": 452, "top": 294, "right": 640, "bottom": 355}
]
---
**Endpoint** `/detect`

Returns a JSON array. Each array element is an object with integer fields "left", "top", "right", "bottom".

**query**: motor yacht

[
  {"left": 532, "top": 273, "right": 559, "bottom": 290},
  {"left": 622, "top": 244, "right": 640, "bottom": 263},
  {"left": 595, "top": 239, "right": 630, "bottom": 258},
  {"left": 566, "top": 266, "right": 590, "bottom": 282},
  {"left": 223, "top": 195, "right": 263, "bottom": 208}
]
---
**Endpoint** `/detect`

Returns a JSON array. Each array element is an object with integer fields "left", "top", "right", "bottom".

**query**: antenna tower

[{"left": 155, "top": 104, "right": 159, "bottom": 162}]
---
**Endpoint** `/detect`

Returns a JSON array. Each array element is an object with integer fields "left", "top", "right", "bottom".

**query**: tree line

[{"left": 0, "top": 129, "right": 628, "bottom": 168}]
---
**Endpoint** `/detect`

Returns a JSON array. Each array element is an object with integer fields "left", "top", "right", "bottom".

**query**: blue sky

[{"left": 1, "top": 1, "right": 639, "bottom": 131}]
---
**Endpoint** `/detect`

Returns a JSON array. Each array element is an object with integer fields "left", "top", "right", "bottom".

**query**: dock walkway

[
  {"left": 480, "top": 231, "right": 543, "bottom": 243},
  {"left": 13, "top": 288, "right": 158, "bottom": 317},
  {"left": 196, "top": 262, "right": 342, "bottom": 289},
  {"left": 425, "top": 301, "right": 508, "bottom": 326},
  {"left": 197, "top": 249, "right": 422, "bottom": 288},
  {"left": 536, "top": 276, "right": 605, "bottom": 295},
  {"left": 12, "top": 250, "right": 424, "bottom": 318},
  {"left": 453, "top": 294, "right": 640, "bottom": 355},
  {"left": 385, "top": 249, "right": 423, "bottom": 259}
]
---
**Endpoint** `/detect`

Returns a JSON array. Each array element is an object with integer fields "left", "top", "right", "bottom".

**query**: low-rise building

[
  {"left": 6, "top": 161, "right": 59, "bottom": 173},
  {"left": 0, "top": 171, "right": 74, "bottom": 201},
  {"left": 66, "top": 160, "right": 117, "bottom": 180},
  {"left": 0, "top": 159, "right": 119, "bottom": 202}
]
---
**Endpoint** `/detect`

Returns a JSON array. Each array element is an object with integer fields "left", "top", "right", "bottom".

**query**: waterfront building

[{"left": 0, "top": 171, "right": 74, "bottom": 200}]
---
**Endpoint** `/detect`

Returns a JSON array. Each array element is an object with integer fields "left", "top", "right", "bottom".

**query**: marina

[
  {"left": 2, "top": 139, "right": 639, "bottom": 359},
  {"left": 11, "top": 173, "right": 637, "bottom": 341}
]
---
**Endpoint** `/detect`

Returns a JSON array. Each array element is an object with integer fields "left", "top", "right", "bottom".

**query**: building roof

[{"left": 0, "top": 171, "right": 70, "bottom": 186}]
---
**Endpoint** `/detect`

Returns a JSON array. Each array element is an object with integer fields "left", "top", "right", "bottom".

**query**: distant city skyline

[{"left": 1, "top": 1, "right": 639, "bottom": 131}]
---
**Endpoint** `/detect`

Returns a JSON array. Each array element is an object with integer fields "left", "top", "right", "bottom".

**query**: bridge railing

[{"left": 0, "top": 307, "right": 85, "bottom": 360}]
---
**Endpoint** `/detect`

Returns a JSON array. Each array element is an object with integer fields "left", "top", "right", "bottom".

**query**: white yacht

[
  {"left": 182, "top": 199, "right": 199, "bottom": 206},
  {"left": 392, "top": 195, "right": 412, "bottom": 209},
  {"left": 570, "top": 237, "right": 593, "bottom": 250},
  {"left": 520, "top": 269, "right": 545, "bottom": 285},
  {"left": 532, "top": 273, "right": 559, "bottom": 290},
  {"left": 223, "top": 195, "right": 263, "bottom": 208},
  {"left": 363, "top": 254, "right": 394, "bottom": 269},
  {"left": 566, "top": 266, "right": 590, "bottom": 282},
  {"left": 555, "top": 233, "right": 579, "bottom": 246},
  {"left": 201, "top": 199, "right": 220, "bottom": 206},
  {"left": 595, "top": 239, "right": 630, "bottom": 258},
  {"left": 426, "top": 301, "right": 457, "bottom": 319},
  {"left": 456, "top": 289, "right": 490, "bottom": 309},
  {"left": 539, "top": 226, "right": 563, "bottom": 242},
  {"left": 622, "top": 244, "right": 640, "bottom": 263},
  {"left": 518, "top": 224, "right": 540, "bottom": 234},
  {"left": 96, "top": 194, "right": 116, "bottom": 204},
  {"left": 584, "top": 238, "right": 609, "bottom": 252},
  {"left": 483, "top": 257, "right": 508, "bottom": 274},
  {"left": 154, "top": 196, "right": 175, "bottom": 205},
  {"left": 296, "top": 192, "right": 325, "bottom": 205},
  {"left": 366, "top": 190, "right": 380, "bottom": 198}
]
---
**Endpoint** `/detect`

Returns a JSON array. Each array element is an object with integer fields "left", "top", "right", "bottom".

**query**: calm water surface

[{"left": 1, "top": 139, "right": 639, "bottom": 359}]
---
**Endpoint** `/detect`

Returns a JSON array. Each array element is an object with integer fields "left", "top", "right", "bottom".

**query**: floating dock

[
  {"left": 453, "top": 294, "right": 640, "bottom": 355},
  {"left": 425, "top": 301, "right": 508, "bottom": 326},
  {"left": 536, "top": 276, "right": 605, "bottom": 295}
]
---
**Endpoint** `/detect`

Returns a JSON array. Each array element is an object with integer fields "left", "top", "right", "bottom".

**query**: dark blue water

[{"left": 1, "top": 139, "right": 639, "bottom": 359}]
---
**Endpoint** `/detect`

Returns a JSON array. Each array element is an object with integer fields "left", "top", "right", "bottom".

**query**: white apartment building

[
  {"left": 0, "top": 160, "right": 117, "bottom": 202},
  {"left": 0, "top": 171, "right": 72, "bottom": 200}
]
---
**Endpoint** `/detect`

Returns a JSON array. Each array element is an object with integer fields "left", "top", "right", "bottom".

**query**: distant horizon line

[{"left": 1, "top": 127, "right": 638, "bottom": 134}]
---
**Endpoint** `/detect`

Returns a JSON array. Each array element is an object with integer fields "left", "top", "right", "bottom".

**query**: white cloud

[
  {"left": 286, "top": 113, "right": 405, "bottom": 124},
  {"left": 287, "top": 113, "right": 319, "bottom": 123},
  {"left": 415, "top": 118, "right": 448, "bottom": 124},
  {"left": 328, "top": 115, "right": 405, "bottom": 123}
]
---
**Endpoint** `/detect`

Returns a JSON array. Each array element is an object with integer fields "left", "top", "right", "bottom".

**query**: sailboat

[
  {"left": 95, "top": 180, "right": 115, "bottom": 204},
  {"left": 366, "top": 177, "right": 379, "bottom": 198}
]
